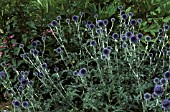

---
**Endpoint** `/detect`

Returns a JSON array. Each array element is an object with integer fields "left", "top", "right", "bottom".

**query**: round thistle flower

[
  {"left": 121, "top": 14, "right": 128, "bottom": 20},
  {"left": 152, "top": 93, "right": 157, "bottom": 99},
  {"left": 22, "top": 101, "right": 29, "bottom": 108},
  {"left": 38, "top": 72, "right": 45, "bottom": 77},
  {"left": 85, "top": 24, "right": 89, "bottom": 28},
  {"left": 42, "top": 63, "right": 47, "bottom": 68},
  {"left": 89, "top": 24, "right": 95, "bottom": 30},
  {"left": 161, "top": 99, "right": 170, "bottom": 110},
  {"left": 154, "top": 85, "right": 164, "bottom": 96},
  {"left": 54, "top": 47, "right": 63, "bottom": 54},
  {"left": 121, "top": 34, "right": 126, "bottom": 41},
  {"left": 111, "top": 18, "right": 115, "bottom": 22},
  {"left": 130, "top": 35, "right": 138, "bottom": 44},
  {"left": 12, "top": 100, "right": 20, "bottom": 108},
  {"left": 33, "top": 49, "right": 39, "bottom": 56},
  {"left": 18, "top": 85, "right": 24, "bottom": 91},
  {"left": 87, "top": 20, "right": 92, "bottom": 25},
  {"left": 163, "top": 71, "right": 170, "bottom": 80},
  {"left": 125, "top": 31, "right": 133, "bottom": 38},
  {"left": 24, "top": 71, "right": 29, "bottom": 77},
  {"left": 18, "top": 74, "right": 23, "bottom": 81},
  {"left": 122, "top": 42, "right": 128, "bottom": 48},
  {"left": 145, "top": 36, "right": 151, "bottom": 42},
  {"left": 33, "top": 72, "right": 38, "bottom": 76},
  {"left": 97, "top": 20, "right": 105, "bottom": 28},
  {"left": 163, "top": 24, "right": 169, "bottom": 31},
  {"left": 148, "top": 53, "right": 153, "bottom": 58},
  {"left": 128, "top": 12, "right": 134, "bottom": 17},
  {"left": 160, "top": 78, "right": 167, "bottom": 85},
  {"left": 7, "top": 89, "right": 13, "bottom": 94},
  {"left": 112, "top": 33, "right": 119, "bottom": 40},
  {"left": 73, "top": 71, "right": 79, "bottom": 75},
  {"left": 79, "top": 68, "right": 88, "bottom": 76},
  {"left": 144, "top": 93, "right": 151, "bottom": 100},
  {"left": 20, "top": 77, "right": 28, "bottom": 85},
  {"left": 103, "top": 19, "right": 109, "bottom": 25},
  {"left": 96, "top": 28, "right": 101, "bottom": 34},
  {"left": 28, "top": 80, "right": 34, "bottom": 86},
  {"left": 20, "top": 71, "right": 25, "bottom": 75},
  {"left": 101, "top": 55, "right": 107, "bottom": 60},
  {"left": 153, "top": 77, "right": 159, "bottom": 84},
  {"left": 32, "top": 41, "right": 38, "bottom": 47},
  {"left": 90, "top": 40, "right": 97, "bottom": 46},
  {"left": 65, "top": 18, "right": 70, "bottom": 23},
  {"left": 102, "top": 48, "right": 111, "bottom": 56},
  {"left": 56, "top": 16, "right": 61, "bottom": 20},
  {"left": 137, "top": 18, "right": 142, "bottom": 23},
  {"left": 79, "top": 12, "right": 84, "bottom": 16},
  {"left": 107, "top": 46, "right": 112, "bottom": 50},
  {"left": 137, "top": 33, "right": 143, "bottom": 40},
  {"left": 94, "top": 14, "right": 98, "bottom": 19},
  {"left": 20, "top": 54, "right": 26, "bottom": 58},
  {"left": 1, "top": 62, "right": 6, "bottom": 67},
  {"left": 118, "top": 5, "right": 123, "bottom": 10},
  {"left": 19, "top": 44, "right": 24, "bottom": 49},
  {"left": 158, "top": 28, "right": 163, "bottom": 33},
  {"left": 0, "top": 71, "right": 6, "bottom": 79},
  {"left": 120, "top": 10, "right": 126, "bottom": 15},
  {"left": 29, "top": 49, "right": 34, "bottom": 54},
  {"left": 54, "top": 67, "right": 59, "bottom": 72},
  {"left": 130, "top": 19, "right": 137, "bottom": 26},
  {"left": 51, "top": 20, "right": 59, "bottom": 26},
  {"left": 72, "top": 15, "right": 79, "bottom": 21}
]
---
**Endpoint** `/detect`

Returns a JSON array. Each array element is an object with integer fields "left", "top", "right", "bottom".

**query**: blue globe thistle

[
  {"left": 94, "top": 14, "right": 98, "bottom": 19},
  {"left": 79, "top": 68, "right": 88, "bottom": 76},
  {"left": 111, "top": 18, "right": 115, "bottom": 22},
  {"left": 103, "top": 19, "right": 109, "bottom": 25},
  {"left": 32, "top": 41, "right": 38, "bottom": 48},
  {"left": 121, "top": 14, "right": 128, "bottom": 20},
  {"left": 163, "top": 24, "right": 169, "bottom": 31},
  {"left": 148, "top": 53, "right": 153, "bottom": 57},
  {"left": 42, "top": 36, "right": 46, "bottom": 42},
  {"left": 19, "top": 44, "right": 24, "bottom": 49},
  {"left": 12, "top": 100, "right": 20, "bottom": 108},
  {"left": 65, "top": 18, "right": 70, "bottom": 23},
  {"left": 126, "top": 24, "right": 130, "bottom": 28},
  {"left": 125, "top": 31, "right": 133, "bottom": 38},
  {"left": 0, "top": 71, "right": 6, "bottom": 79},
  {"left": 24, "top": 71, "right": 29, "bottom": 77},
  {"left": 7, "top": 89, "right": 13, "bottom": 94},
  {"left": 1, "top": 62, "right": 6, "bottom": 67},
  {"left": 54, "top": 47, "right": 63, "bottom": 54},
  {"left": 20, "top": 71, "right": 25, "bottom": 75},
  {"left": 38, "top": 72, "right": 45, "bottom": 77},
  {"left": 161, "top": 99, "right": 170, "bottom": 111},
  {"left": 33, "top": 49, "right": 39, "bottom": 56},
  {"left": 163, "top": 71, "right": 170, "bottom": 80},
  {"left": 29, "top": 49, "right": 34, "bottom": 54},
  {"left": 137, "top": 33, "right": 143, "bottom": 40},
  {"left": 120, "top": 10, "right": 126, "bottom": 15},
  {"left": 101, "top": 55, "right": 107, "bottom": 60},
  {"left": 85, "top": 24, "right": 89, "bottom": 28},
  {"left": 122, "top": 42, "right": 128, "bottom": 48},
  {"left": 112, "top": 33, "right": 119, "bottom": 40},
  {"left": 22, "top": 101, "right": 29, "bottom": 108},
  {"left": 152, "top": 93, "right": 157, "bottom": 99},
  {"left": 158, "top": 36, "right": 164, "bottom": 40},
  {"left": 121, "top": 34, "right": 127, "bottom": 41},
  {"left": 87, "top": 20, "right": 92, "bottom": 25},
  {"left": 42, "top": 63, "right": 47, "bottom": 68},
  {"left": 89, "top": 24, "right": 95, "bottom": 30},
  {"left": 90, "top": 40, "right": 97, "bottom": 46},
  {"left": 96, "top": 28, "right": 101, "bottom": 34},
  {"left": 20, "top": 54, "right": 26, "bottom": 58},
  {"left": 153, "top": 77, "right": 160, "bottom": 84},
  {"left": 97, "top": 20, "right": 105, "bottom": 28},
  {"left": 18, "top": 74, "right": 23, "bottom": 81},
  {"left": 144, "top": 93, "right": 151, "bottom": 100},
  {"left": 73, "top": 71, "right": 79, "bottom": 75},
  {"left": 128, "top": 12, "right": 134, "bottom": 17},
  {"left": 51, "top": 20, "right": 59, "bottom": 26},
  {"left": 158, "top": 28, "right": 163, "bottom": 33},
  {"left": 20, "top": 77, "right": 28, "bottom": 85},
  {"left": 137, "top": 18, "right": 142, "bottom": 23},
  {"left": 118, "top": 5, "right": 123, "bottom": 10},
  {"left": 18, "top": 85, "right": 24, "bottom": 91},
  {"left": 130, "top": 19, "right": 137, "bottom": 26},
  {"left": 102, "top": 47, "right": 111, "bottom": 56},
  {"left": 28, "top": 80, "right": 34, "bottom": 86},
  {"left": 154, "top": 85, "right": 164, "bottom": 96},
  {"left": 54, "top": 67, "right": 59, "bottom": 72},
  {"left": 160, "top": 78, "right": 167, "bottom": 85},
  {"left": 107, "top": 46, "right": 112, "bottom": 50},
  {"left": 145, "top": 36, "right": 151, "bottom": 42},
  {"left": 72, "top": 15, "right": 79, "bottom": 21},
  {"left": 56, "top": 16, "right": 61, "bottom": 20},
  {"left": 130, "top": 35, "right": 138, "bottom": 44},
  {"left": 33, "top": 72, "right": 38, "bottom": 76},
  {"left": 79, "top": 12, "right": 84, "bottom": 16}
]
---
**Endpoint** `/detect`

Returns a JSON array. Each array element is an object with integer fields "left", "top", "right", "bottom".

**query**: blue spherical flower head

[
  {"left": 120, "top": 10, "right": 126, "bottom": 15},
  {"left": 94, "top": 14, "right": 98, "bottom": 19},
  {"left": 7, "top": 89, "right": 13, "bottom": 94},
  {"left": 85, "top": 24, "right": 89, "bottom": 28},
  {"left": 87, "top": 20, "right": 92, "bottom": 25},
  {"left": 153, "top": 77, "right": 159, "bottom": 84},
  {"left": 54, "top": 47, "right": 63, "bottom": 54},
  {"left": 72, "top": 15, "right": 79, "bottom": 21},
  {"left": 145, "top": 36, "right": 151, "bottom": 42},
  {"left": 148, "top": 53, "right": 153, "bottom": 58},
  {"left": 111, "top": 18, "right": 115, "bottom": 22},
  {"left": 22, "top": 101, "right": 29, "bottom": 108},
  {"left": 158, "top": 28, "right": 163, "bottom": 33},
  {"left": 154, "top": 85, "right": 164, "bottom": 96},
  {"left": 103, "top": 19, "right": 109, "bottom": 26},
  {"left": 130, "top": 19, "right": 137, "bottom": 26},
  {"left": 20, "top": 77, "right": 28, "bottom": 85},
  {"left": 144, "top": 93, "right": 151, "bottom": 100},
  {"left": 118, "top": 5, "right": 123, "bottom": 10},
  {"left": 97, "top": 20, "right": 105, "bottom": 28},
  {"left": 32, "top": 41, "right": 38, "bottom": 48},
  {"left": 128, "top": 12, "right": 134, "bottom": 17},
  {"left": 164, "top": 71, "right": 170, "bottom": 80},
  {"left": 121, "top": 14, "right": 128, "bottom": 20},
  {"left": 73, "top": 70, "right": 79, "bottom": 75},
  {"left": 125, "top": 31, "right": 133, "bottom": 38},
  {"left": 56, "top": 16, "right": 61, "bottom": 20},
  {"left": 121, "top": 34, "right": 127, "bottom": 41},
  {"left": 19, "top": 44, "right": 24, "bottom": 49},
  {"left": 152, "top": 93, "right": 157, "bottom": 99},
  {"left": 1, "top": 62, "right": 6, "bottom": 67},
  {"left": 28, "top": 80, "right": 34, "bottom": 86},
  {"left": 65, "top": 18, "right": 70, "bottom": 23},
  {"left": 33, "top": 49, "right": 39, "bottom": 56},
  {"left": 107, "top": 46, "right": 112, "bottom": 50},
  {"left": 51, "top": 20, "right": 59, "bottom": 26},
  {"left": 112, "top": 33, "right": 119, "bottom": 40},
  {"left": 89, "top": 24, "right": 95, "bottom": 30},
  {"left": 161, "top": 99, "right": 170, "bottom": 111},
  {"left": 90, "top": 40, "right": 97, "bottom": 46},
  {"left": 0, "top": 71, "right": 6, "bottom": 79},
  {"left": 102, "top": 48, "right": 111, "bottom": 56},
  {"left": 96, "top": 28, "right": 101, "bottom": 34},
  {"left": 101, "top": 55, "right": 107, "bottom": 60},
  {"left": 160, "top": 78, "right": 167, "bottom": 85},
  {"left": 12, "top": 100, "right": 20, "bottom": 108},
  {"left": 18, "top": 85, "right": 24, "bottom": 91},
  {"left": 137, "top": 33, "right": 143, "bottom": 40},
  {"left": 130, "top": 35, "right": 138, "bottom": 44},
  {"left": 163, "top": 24, "right": 169, "bottom": 31},
  {"left": 24, "top": 71, "right": 29, "bottom": 77},
  {"left": 79, "top": 68, "right": 88, "bottom": 76},
  {"left": 137, "top": 18, "right": 142, "bottom": 23},
  {"left": 122, "top": 42, "right": 128, "bottom": 48},
  {"left": 42, "top": 63, "right": 47, "bottom": 69}
]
